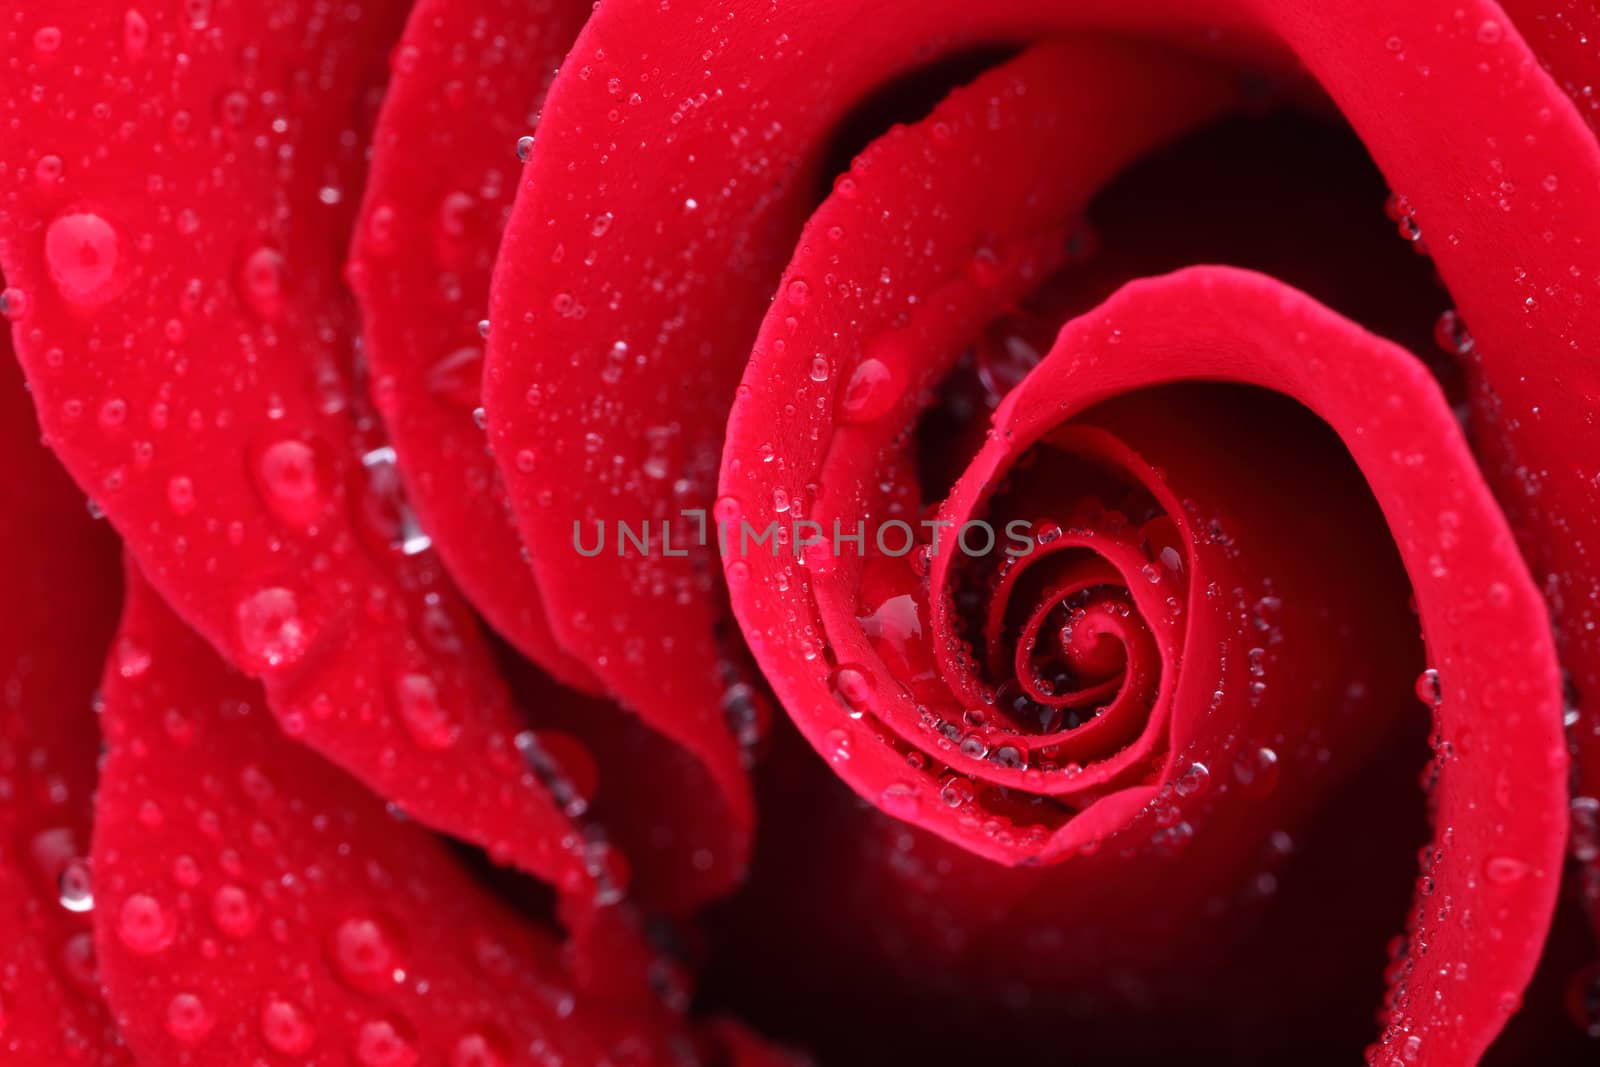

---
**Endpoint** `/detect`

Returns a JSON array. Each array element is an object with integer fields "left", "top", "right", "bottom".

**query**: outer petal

[
  {"left": 485, "top": 0, "right": 1600, "bottom": 942},
  {"left": 0, "top": 0, "right": 622, "bottom": 913},
  {"left": 349, "top": 0, "right": 741, "bottom": 909},
  {"left": 348, "top": 0, "right": 599, "bottom": 692},
  {"left": 91, "top": 565, "right": 692, "bottom": 1065},
  {"left": 0, "top": 332, "right": 124, "bottom": 1061}
]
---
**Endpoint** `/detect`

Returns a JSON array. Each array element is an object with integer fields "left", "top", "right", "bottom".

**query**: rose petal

[
  {"left": 350, "top": 0, "right": 742, "bottom": 910},
  {"left": 348, "top": 0, "right": 599, "bottom": 692},
  {"left": 92, "top": 565, "right": 691, "bottom": 1064},
  {"left": 0, "top": 0, "right": 629, "bottom": 916},
  {"left": 0, "top": 330, "right": 125, "bottom": 1062},
  {"left": 964, "top": 267, "right": 1566, "bottom": 1064},
  {"left": 718, "top": 38, "right": 1563, "bottom": 1060}
]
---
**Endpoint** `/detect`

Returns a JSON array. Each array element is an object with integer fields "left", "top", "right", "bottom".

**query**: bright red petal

[
  {"left": 0, "top": 333, "right": 124, "bottom": 1061},
  {"left": 350, "top": 0, "right": 742, "bottom": 910},
  {"left": 348, "top": 0, "right": 599, "bottom": 693},
  {"left": 0, "top": 0, "right": 629, "bottom": 913},
  {"left": 92, "top": 566, "right": 692, "bottom": 1065}
]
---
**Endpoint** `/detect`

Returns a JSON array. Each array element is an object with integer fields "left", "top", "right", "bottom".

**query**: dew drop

[
  {"left": 880, "top": 782, "right": 922, "bottom": 817},
  {"left": 211, "top": 884, "right": 257, "bottom": 938},
  {"left": 829, "top": 664, "right": 874, "bottom": 718},
  {"left": 785, "top": 277, "right": 810, "bottom": 307},
  {"left": 1231, "top": 746, "right": 1280, "bottom": 794},
  {"left": 1173, "top": 761, "right": 1211, "bottom": 798},
  {"left": 355, "top": 1016, "right": 420, "bottom": 1067},
  {"left": 165, "top": 992, "right": 214, "bottom": 1044},
  {"left": 822, "top": 728, "right": 852, "bottom": 764},
  {"left": 260, "top": 995, "right": 316, "bottom": 1055},
  {"left": 254, "top": 439, "right": 324, "bottom": 526},
  {"left": 58, "top": 858, "right": 94, "bottom": 913},
  {"left": 839, "top": 357, "right": 900, "bottom": 423},
  {"left": 327, "top": 914, "right": 407, "bottom": 992},
  {"left": 1483, "top": 855, "right": 1529, "bottom": 885},
  {"left": 515, "top": 135, "right": 534, "bottom": 162},
  {"left": 1433, "top": 310, "right": 1474, "bottom": 357},
  {"left": 235, "top": 586, "right": 313, "bottom": 672},
  {"left": 1414, "top": 668, "right": 1442, "bottom": 708},
  {"left": 449, "top": 1027, "right": 511, "bottom": 1067},
  {"left": 116, "top": 893, "right": 175, "bottom": 954},
  {"left": 165, "top": 475, "right": 196, "bottom": 515},
  {"left": 0, "top": 287, "right": 28, "bottom": 321},
  {"left": 394, "top": 673, "right": 459, "bottom": 750},
  {"left": 44, "top": 212, "right": 120, "bottom": 305},
  {"left": 239, "top": 246, "right": 286, "bottom": 318}
]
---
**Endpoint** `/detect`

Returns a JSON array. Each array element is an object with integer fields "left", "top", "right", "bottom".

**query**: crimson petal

[
  {"left": 350, "top": 0, "right": 740, "bottom": 910},
  {"left": 0, "top": 333, "right": 124, "bottom": 1061},
  {"left": 347, "top": 0, "right": 600, "bottom": 693},
  {"left": 91, "top": 566, "right": 691, "bottom": 1065},
  {"left": 0, "top": 0, "right": 623, "bottom": 909}
]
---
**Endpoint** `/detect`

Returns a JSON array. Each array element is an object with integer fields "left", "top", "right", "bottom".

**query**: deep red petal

[
  {"left": 349, "top": 0, "right": 741, "bottom": 910},
  {"left": 970, "top": 267, "right": 1565, "bottom": 1063},
  {"left": 0, "top": 0, "right": 630, "bottom": 909},
  {"left": 347, "top": 0, "right": 599, "bottom": 693},
  {"left": 487, "top": 0, "right": 1600, "bottom": 975},
  {"left": 0, "top": 334, "right": 124, "bottom": 1061},
  {"left": 92, "top": 566, "right": 692, "bottom": 1065}
]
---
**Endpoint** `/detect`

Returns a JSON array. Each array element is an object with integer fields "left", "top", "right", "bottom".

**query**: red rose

[{"left": 0, "top": 0, "right": 1596, "bottom": 1064}]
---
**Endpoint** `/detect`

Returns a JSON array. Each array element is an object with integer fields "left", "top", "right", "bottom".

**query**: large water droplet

[
  {"left": 327, "top": 914, "right": 407, "bottom": 992},
  {"left": 260, "top": 995, "right": 316, "bottom": 1055},
  {"left": 839, "top": 357, "right": 901, "bottom": 423},
  {"left": 829, "top": 664, "right": 874, "bottom": 718},
  {"left": 235, "top": 586, "right": 314, "bottom": 672},
  {"left": 58, "top": 858, "right": 94, "bottom": 913},
  {"left": 239, "top": 246, "right": 286, "bottom": 318},
  {"left": 1414, "top": 668, "right": 1442, "bottom": 708},
  {"left": 44, "top": 212, "right": 120, "bottom": 305},
  {"left": 165, "top": 992, "right": 214, "bottom": 1044},
  {"left": 394, "top": 673, "right": 459, "bottom": 750},
  {"left": 354, "top": 1016, "right": 420, "bottom": 1067},
  {"left": 116, "top": 892, "right": 175, "bottom": 954},
  {"left": 254, "top": 439, "right": 325, "bottom": 526},
  {"left": 449, "top": 1027, "right": 511, "bottom": 1067},
  {"left": 210, "top": 884, "right": 257, "bottom": 938}
]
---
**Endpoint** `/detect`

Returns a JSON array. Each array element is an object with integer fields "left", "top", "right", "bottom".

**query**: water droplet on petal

[
  {"left": 239, "top": 246, "right": 287, "bottom": 318},
  {"left": 45, "top": 212, "right": 120, "bottom": 305},
  {"left": 1483, "top": 855, "right": 1529, "bottom": 885},
  {"left": 116, "top": 893, "right": 175, "bottom": 954},
  {"left": 57, "top": 858, "right": 94, "bottom": 913},
  {"left": 0, "top": 287, "right": 28, "bottom": 321},
  {"left": 354, "top": 1016, "right": 420, "bottom": 1067},
  {"left": 254, "top": 439, "right": 324, "bottom": 526},
  {"left": 165, "top": 992, "right": 214, "bottom": 1044},
  {"left": 1414, "top": 668, "right": 1442, "bottom": 708},
  {"left": 327, "top": 914, "right": 406, "bottom": 993},
  {"left": 822, "top": 728, "right": 851, "bottom": 763},
  {"left": 210, "top": 884, "right": 257, "bottom": 938},
  {"left": 880, "top": 782, "right": 921, "bottom": 817},
  {"left": 829, "top": 665, "right": 874, "bottom": 718},
  {"left": 839, "top": 357, "right": 901, "bottom": 423},
  {"left": 449, "top": 1027, "right": 511, "bottom": 1067},
  {"left": 394, "top": 674, "right": 459, "bottom": 750},
  {"left": 235, "top": 587, "right": 314, "bottom": 672},
  {"left": 260, "top": 995, "right": 316, "bottom": 1055}
]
